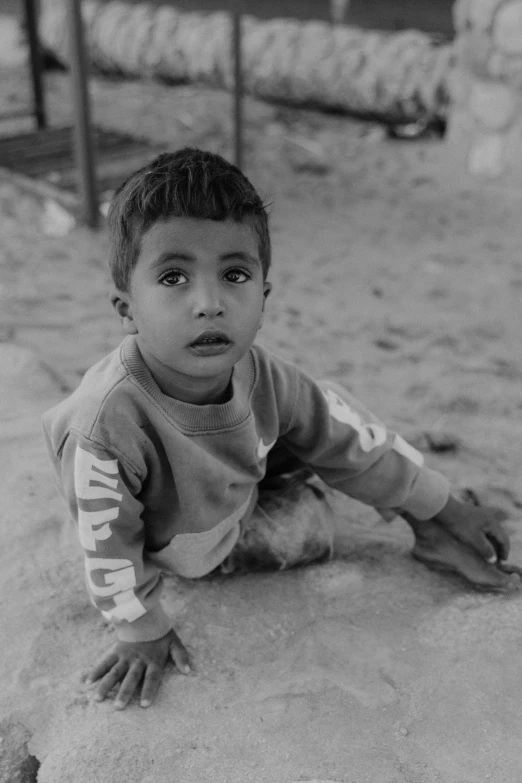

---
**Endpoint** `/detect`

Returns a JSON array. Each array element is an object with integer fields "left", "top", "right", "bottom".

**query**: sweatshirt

[{"left": 42, "top": 336, "right": 450, "bottom": 643}]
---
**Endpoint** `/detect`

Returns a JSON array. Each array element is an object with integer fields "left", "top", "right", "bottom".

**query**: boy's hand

[
  {"left": 400, "top": 496, "right": 521, "bottom": 592},
  {"left": 86, "top": 628, "right": 191, "bottom": 710},
  {"left": 434, "top": 494, "right": 510, "bottom": 563}
]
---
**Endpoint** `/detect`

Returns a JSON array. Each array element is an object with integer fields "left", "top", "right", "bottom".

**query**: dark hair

[{"left": 108, "top": 148, "right": 271, "bottom": 291}]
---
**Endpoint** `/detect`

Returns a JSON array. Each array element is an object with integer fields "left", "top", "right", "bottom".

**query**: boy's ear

[
  {"left": 262, "top": 281, "right": 272, "bottom": 308},
  {"left": 110, "top": 289, "right": 138, "bottom": 335},
  {"left": 257, "top": 281, "right": 272, "bottom": 332}
]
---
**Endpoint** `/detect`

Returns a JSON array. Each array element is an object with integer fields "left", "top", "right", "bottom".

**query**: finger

[
  {"left": 139, "top": 664, "right": 163, "bottom": 708},
  {"left": 114, "top": 660, "right": 146, "bottom": 710},
  {"left": 169, "top": 639, "right": 191, "bottom": 675},
  {"left": 412, "top": 529, "right": 521, "bottom": 593},
  {"left": 498, "top": 561, "right": 522, "bottom": 577},
  {"left": 475, "top": 564, "right": 520, "bottom": 592},
  {"left": 462, "top": 532, "right": 497, "bottom": 563},
  {"left": 454, "top": 527, "right": 497, "bottom": 563},
  {"left": 486, "top": 525, "right": 510, "bottom": 562},
  {"left": 87, "top": 651, "right": 120, "bottom": 684},
  {"left": 93, "top": 660, "right": 129, "bottom": 702}
]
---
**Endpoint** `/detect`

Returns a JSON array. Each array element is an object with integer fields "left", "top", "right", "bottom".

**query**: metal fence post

[
  {"left": 24, "top": 0, "right": 46, "bottom": 129},
  {"left": 65, "top": 0, "right": 98, "bottom": 228},
  {"left": 232, "top": 1, "right": 243, "bottom": 170}
]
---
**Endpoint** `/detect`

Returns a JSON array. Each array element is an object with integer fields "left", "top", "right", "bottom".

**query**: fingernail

[
  {"left": 487, "top": 555, "right": 497, "bottom": 564},
  {"left": 140, "top": 699, "right": 151, "bottom": 708},
  {"left": 181, "top": 664, "right": 191, "bottom": 675},
  {"left": 114, "top": 701, "right": 124, "bottom": 710}
]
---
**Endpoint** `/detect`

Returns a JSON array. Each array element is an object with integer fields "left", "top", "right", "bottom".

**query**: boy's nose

[{"left": 191, "top": 286, "right": 224, "bottom": 318}]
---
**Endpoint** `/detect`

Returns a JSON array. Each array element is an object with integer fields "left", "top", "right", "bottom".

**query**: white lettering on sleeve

[
  {"left": 85, "top": 557, "right": 147, "bottom": 623},
  {"left": 392, "top": 434, "right": 424, "bottom": 467},
  {"left": 78, "top": 506, "right": 120, "bottom": 551},
  {"left": 85, "top": 558, "right": 137, "bottom": 597},
  {"left": 323, "top": 389, "right": 387, "bottom": 452},
  {"left": 74, "top": 446, "right": 123, "bottom": 502},
  {"left": 101, "top": 590, "right": 147, "bottom": 623}
]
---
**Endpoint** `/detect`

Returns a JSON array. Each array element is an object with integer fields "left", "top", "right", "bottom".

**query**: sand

[{"left": 1, "top": 60, "right": 522, "bottom": 783}]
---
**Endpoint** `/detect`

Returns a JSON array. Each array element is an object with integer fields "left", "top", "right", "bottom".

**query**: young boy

[{"left": 42, "top": 148, "right": 520, "bottom": 712}]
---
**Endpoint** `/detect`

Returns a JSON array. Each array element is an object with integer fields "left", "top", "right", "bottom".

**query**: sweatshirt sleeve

[
  {"left": 281, "top": 372, "right": 450, "bottom": 520},
  {"left": 53, "top": 432, "right": 173, "bottom": 643}
]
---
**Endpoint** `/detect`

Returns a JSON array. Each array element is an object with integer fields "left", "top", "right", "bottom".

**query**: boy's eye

[
  {"left": 159, "top": 268, "right": 251, "bottom": 286},
  {"left": 159, "top": 270, "right": 187, "bottom": 286},
  {"left": 224, "top": 268, "right": 250, "bottom": 283}
]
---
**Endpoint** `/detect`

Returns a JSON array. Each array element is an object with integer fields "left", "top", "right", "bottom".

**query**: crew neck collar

[{"left": 120, "top": 336, "right": 256, "bottom": 433}]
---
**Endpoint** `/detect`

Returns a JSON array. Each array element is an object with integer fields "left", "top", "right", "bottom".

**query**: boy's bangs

[{"left": 108, "top": 148, "right": 271, "bottom": 290}]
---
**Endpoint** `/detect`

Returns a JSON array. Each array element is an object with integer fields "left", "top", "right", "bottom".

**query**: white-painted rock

[
  {"left": 468, "top": 131, "right": 506, "bottom": 177},
  {"left": 468, "top": 0, "right": 506, "bottom": 31},
  {"left": 459, "top": 30, "right": 493, "bottom": 78},
  {"left": 469, "top": 79, "right": 519, "bottom": 129},
  {"left": 494, "top": 1, "right": 522, "bottom": 54},
  {"left": 453, "top": 0, "right": 471, "bottom": 33}
]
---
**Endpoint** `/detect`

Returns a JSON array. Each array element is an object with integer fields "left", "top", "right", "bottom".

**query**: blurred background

[{"left": 1, "top": 0, "right": 455, "bottom": 35}]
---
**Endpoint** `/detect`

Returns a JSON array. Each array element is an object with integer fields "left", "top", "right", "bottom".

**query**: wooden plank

[
  {"left": 0, "top": 125, "right": 143, "bottom": 152},
  {"left": 0, "top": 131, "right": 150, "bottom": 167}
]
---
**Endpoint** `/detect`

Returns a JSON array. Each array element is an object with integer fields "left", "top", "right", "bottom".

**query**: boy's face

[{"left": 112, "top": 217, "right": 271, "bottom": 403}]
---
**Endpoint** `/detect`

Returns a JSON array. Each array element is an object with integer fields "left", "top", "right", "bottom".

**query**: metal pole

[
  {"left": 232, "top": 2, "right": 243, "bottom": 170},
  {"left": 24, "top": 0, "right": 46, "bottom": 129},
  {"left": 65, "top": 0, "right": 99, "bottom": 228}
]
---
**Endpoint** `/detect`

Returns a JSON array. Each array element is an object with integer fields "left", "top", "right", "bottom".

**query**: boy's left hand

[{"left": 434, "top": 494, "right": 509, "bottom": 563}]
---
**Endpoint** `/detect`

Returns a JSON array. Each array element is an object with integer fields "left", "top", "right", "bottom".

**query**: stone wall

[{"left": 448, "top": 0, "right": 522, "bottom": 180}]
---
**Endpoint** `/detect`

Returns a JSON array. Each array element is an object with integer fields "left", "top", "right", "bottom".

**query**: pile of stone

[
  {"left": 39, "top": 0, "right": 454, "bottom": 124},
  {"left": 452, "top": 0, "right": 522, "bottom": 176}
]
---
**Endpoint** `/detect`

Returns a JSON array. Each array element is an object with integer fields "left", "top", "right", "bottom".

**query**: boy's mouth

[{"left": 189, "top": 330, "right": 231, "bottom": 347}]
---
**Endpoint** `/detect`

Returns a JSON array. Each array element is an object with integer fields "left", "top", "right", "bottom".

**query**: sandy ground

[{"left": 1, "top": 59, "right": 522, "bottom": 783}]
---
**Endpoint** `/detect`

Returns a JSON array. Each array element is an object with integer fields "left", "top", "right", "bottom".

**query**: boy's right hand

[{"left": 86, "top": 628, "right": 191, "bottom": 710}]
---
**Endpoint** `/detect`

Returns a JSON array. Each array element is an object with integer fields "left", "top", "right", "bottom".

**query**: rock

[
  {"left": 39, "top": 0, "right": 452, "bottom": 123},
  {"left": 41, "top": 199, "right": 76, "bottom": 238},
  {"left": 469, "top": 79, "right": 519, "bottom": 130},
  {"left": 494, "top": 1, "right": 522, "bottom": 54},
  {"left": 458, "top": 30, "right": 493, "bottom": 79},
  {"left": 373, "top": 337, "right": 400, "bottom": 351},
  {"left": 0, "top": 14, "right": 27, "bottom": 68},
  {"left": 487, "top": 49, "right": 522, "bottom": 83},
  {"left": 0, "top": 720, "right": 40, "bottom": 783},
  {"left": 453, "top": 0, "right": 472, "bottom": 33},
  {"left": 457, "top": 487, "right": 482, "bottom": 506},
  {"left": 468, "top": 131, "right": 506, "bottom": 177},
  {"left": 468, "top": 0, "right": 506, "bottom": 31},
  {"left": 408, "top": 431, "right": 461, "bottom": 453}
]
